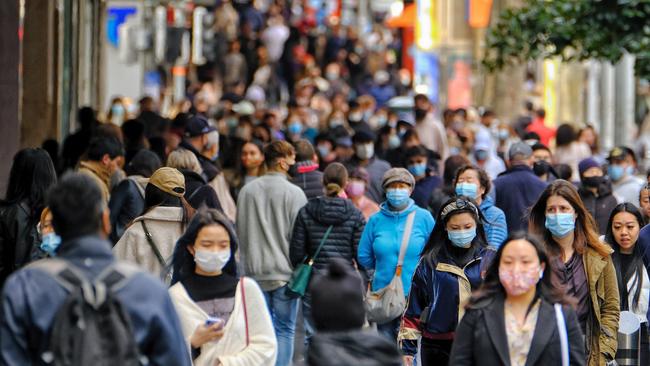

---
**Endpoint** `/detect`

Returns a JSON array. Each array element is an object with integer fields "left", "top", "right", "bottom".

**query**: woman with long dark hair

[
  {"left": 169, "top": 209, "right": 276, "bottom": 365},
  {"left": 604, "top": 203, "right": 649, "bottom": 364},
  {"left": 529, "top": 180, "right": 619, "bottom": 366},
  {"left": 0, "top": 148, "right": 57, "bottom": 286},
  {"left": 224, "top": 140, "right": 266, "bottom": 201},
  {"left": 399, "top": 197, "right": 492, "bottom": 365},
  {"left": 113, "top": 167, "right": 192, "bottom": 280},
  {"left": 449, "top": 233, "right": 585, "bottom": 365}
]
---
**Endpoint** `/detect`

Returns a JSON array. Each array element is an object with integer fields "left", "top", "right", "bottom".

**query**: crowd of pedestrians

[{"left": 2, "top": 1, "right": 650, "bottom": 366}]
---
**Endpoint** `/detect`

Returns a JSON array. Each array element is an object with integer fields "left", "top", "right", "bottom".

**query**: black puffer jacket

[
  {"left": 307, "top": 330, "right": 402, "bottom": 366},
  {"left": 0, "top": 201, "right": 39, "bottom": 288},
  {"left": 290, "top": 197, "right": 365, "bottom": 273},
  {"left": 291, "top": 167, "right": 324, "bottom": 200}
]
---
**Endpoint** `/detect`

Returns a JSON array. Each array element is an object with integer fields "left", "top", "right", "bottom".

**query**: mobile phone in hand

[{"left": 205, "top": 316, "right": 224, "bottom": 329}]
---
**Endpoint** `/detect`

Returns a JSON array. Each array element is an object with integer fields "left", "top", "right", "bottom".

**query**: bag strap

[
  {"left": 395, "top": 211, "right": 416, "bottom": 276},
  {"left": 554, "top": 303, "right": 569, "bottom": 366},
  {"left": 141, "top": 220, "right": 167, "bottom": 267},
  {"left": 307, "top": 225, "right": 334, "bottom": 265},
  {"left": 127, "top": 177, "right": 146, "bottom": 199},
  {"left": 241, "top": 279, "right": 250, "bottom": 346}
]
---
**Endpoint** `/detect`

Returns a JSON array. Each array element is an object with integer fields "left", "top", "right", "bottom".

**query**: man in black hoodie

[{"left": 179, "top": 115, "right": 220, "bottom": 182}]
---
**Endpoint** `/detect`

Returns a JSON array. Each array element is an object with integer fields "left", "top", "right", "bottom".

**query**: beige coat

[
  {"left": 169, "top": 277, "right": 277, "bottom": 366},
  {"left": 113, "top": 206, "right": 184, "bottom": 277}
]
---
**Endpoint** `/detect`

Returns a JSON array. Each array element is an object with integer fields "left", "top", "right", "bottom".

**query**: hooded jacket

[
  {"left": 290, "top": 197, "right": 365, "bottom": 273},
  {"left": 180, "top": 169, "right": 224, "bottom": 212},
  {"left": 479, "top": 196, "right": 508, "bottom": 248},
  {"left": 291, "top": 162, "right": 324, "bottom": 200},
  {"left": 109, "top": 176, "right": 148, "bottom": 244},
  {"left": 578, "top": 183, "right": 618, "bottom": 235},
  {"left": 357, "top": 199, "right": 435, "bottom": 296},
  {"left": 113, "top": 206, "right": 185, "bottom": 278},
  {"left": 308, "top": 330, "right": 402, "bottom": 366}
]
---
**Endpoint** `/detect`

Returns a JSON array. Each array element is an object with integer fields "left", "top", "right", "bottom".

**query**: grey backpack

[{"left": 29, "top": 259, "right": 143, "bottom": 366}]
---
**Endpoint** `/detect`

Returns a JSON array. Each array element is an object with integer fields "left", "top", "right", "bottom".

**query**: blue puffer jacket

[
  {"left": 479, "top": 196, "right": 508, "bottom": 248},
  {"left": 358, "top": 199, "right": 435, "bottom": 296},
  {"left": 399, "top": 245, "right": 492, "bottom": 356}
]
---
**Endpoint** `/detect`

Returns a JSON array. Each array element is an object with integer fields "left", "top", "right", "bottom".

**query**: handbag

[
  {"left": 365, "top": 211, "right": 416, "bottom": 324},
  {"left": 286, "top": 225, "right": 334, "bottom": 298},
  {"left": 554, "top": 303, "right": 569, "bottom": 366}
]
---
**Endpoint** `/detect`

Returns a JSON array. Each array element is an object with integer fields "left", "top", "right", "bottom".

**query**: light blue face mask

[
  {"left": 608, "top": 165, "right": 625, "bottom": 182},
  {"left": 288, "top": 122, "right": 303, "bottom": 135},
  {"left": 626, "top": 166, "right": 635, "bottom": 176},
  {"left": 545, "top": 213, "right": 575, "bottom": 238},
  {"left": 388, "top": 134, "right": 401, "bottom": 149},
  {"left": 40, "top": 233, "right": 62, "bottom": 256},
  {"left": 407, "top": 163, "right": 427, "bottom": 177},
  {"left": 455, "top": 182, "right": 479, "bottom": 199},
  {"left": 448, "top": 227, "right": 476, "bottom": 248},
  {"left": 386, "top": 188, "right": 411, "bottom": 210}
]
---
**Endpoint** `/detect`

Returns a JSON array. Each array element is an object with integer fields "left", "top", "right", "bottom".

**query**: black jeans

[{"left": 420, "top": 338, "right": 453, "bottom": 365}]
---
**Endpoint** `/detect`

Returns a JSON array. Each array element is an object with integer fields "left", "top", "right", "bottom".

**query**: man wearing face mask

[
  {"left": 345, "top": 130, "right": 391, "bottom": 204},
  {"left": 472, "top": 136, "right": 505, "bottom": 181},
  {"left": 180, "top": 116, "right": 221, "bottom": 182},
  {"left": 236, "top": 141, "right": 307, "bottom": 366},
  {"left": 577, "top": 158, "right": 618, "bottom": 235},
  {"left": 0, "top": 174, "right": 191, "bottom": 365},
  {"left": 413, "top": 94, "right": 449, "bottom": 161},
  {"left": 608, "top": 146, "right": 645, "bottom": 206},
  {"left": 405, "top": 146, "right": 442, "bottom": 209},
  {"left": 531, "top": 143, "right": 558, "bottom": 182}
]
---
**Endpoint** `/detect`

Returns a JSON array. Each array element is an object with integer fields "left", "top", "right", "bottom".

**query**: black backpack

[{"left": 29, "top": 259, "right": 143, "bottom": 366}]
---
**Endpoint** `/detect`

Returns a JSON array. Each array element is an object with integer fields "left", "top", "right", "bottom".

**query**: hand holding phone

[{"left": 205, "top": 316, "right": 225, "bottom": 330}]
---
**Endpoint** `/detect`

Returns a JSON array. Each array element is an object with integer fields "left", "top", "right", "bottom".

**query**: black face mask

[
  {"left": 414, "top": 108, "right": 428, "bottom": 120},
  {"left": 582, "top": 175, "right": 604, "bottom": 188},
  {"left": 533, "top": 160, "right": 550, "bottom": 176}
]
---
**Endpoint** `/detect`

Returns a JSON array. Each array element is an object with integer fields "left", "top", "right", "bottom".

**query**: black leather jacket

[{"left": 0, "top": 201, "right": 39, "bottom": 288}]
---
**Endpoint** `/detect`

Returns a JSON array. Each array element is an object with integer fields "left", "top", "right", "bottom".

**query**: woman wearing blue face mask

[
  {"left": 529, "top": 180, "right": 619, "bottom": 366},
  {"left": 169, "top": 209, "right": 277, "bottom": 366},
  {"left": 358, "top": 168, "right": 436, "bottom": 341},
  {"left": 31, "top": 207, "right": 62, "bottom": 259},
  {"left": 399, "top": 197, "right": 493, "bottom": 366},
  {"left": 454, "top": 165, "right": 508, "bottom": 248}
]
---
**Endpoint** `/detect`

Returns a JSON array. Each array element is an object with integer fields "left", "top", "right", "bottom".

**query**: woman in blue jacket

[
  {"left": 399, "top": 197, "right": 492, "bottom": 365},
  {"left": 358, "top": 168, "right": 436, "bottom": 341},
  {"left": 454, "top": 164, "right": 507, "bottom": 248}
]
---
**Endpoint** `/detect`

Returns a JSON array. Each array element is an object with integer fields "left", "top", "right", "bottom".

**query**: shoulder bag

[
  {"left": 286, "top": 225, "right": 334, "bottom": 298},
  {"left": 365, "top": 211, "right": 416, "bottom": 324}
]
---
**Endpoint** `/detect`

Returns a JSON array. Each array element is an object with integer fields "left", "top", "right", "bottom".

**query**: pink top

[{"left": 353, "top": 195, "right": 380, "bottom": 221}]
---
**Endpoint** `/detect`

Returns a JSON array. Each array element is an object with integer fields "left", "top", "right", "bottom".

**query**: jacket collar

[
  {"left": 525, "top": 300, "right": 557, "bottom": 366},
  {"left": 379, "top": 199, "right": 416, "bottom": 217},
  {"left": 483, "top": 295, "right": 511, "bottom": 365},
  {"left": 57, "top": 235, "right": 114, "bottom": 261},
  {"left": 583, "top": 246, "right": 612, "bottom": 293},
  {"left": 134, "top": 206, "right": 184, "bottom": 223},
  {"left": 479, "top": 195, "right": 494, "bottom": 210},
  {"left": 79, "top": 160, "right": 111, "bottom": 184}
]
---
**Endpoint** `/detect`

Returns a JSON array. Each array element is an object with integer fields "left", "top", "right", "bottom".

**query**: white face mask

[{"left": 194, "top": 249, "right": 231, "bottom": 273}]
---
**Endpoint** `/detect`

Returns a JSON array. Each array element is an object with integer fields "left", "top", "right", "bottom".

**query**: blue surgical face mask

[
  {"left": 407, "top": 163, "right": 427, "bottom": 177},
  {"left": 288, "top": 121, "right": 303, "bottom": 135},
  {"left": 455, "top": 182, "right": 479, "bottom": 199},
  {"left": 475, "top": 150, "right": 489, "bottom": 162},
  {"left": 317, "top": 144, "right": 331, "bottom": 157},
  {"left": 608, "top": 165, "right": 624, "bottom": 181},
  {"left": 40, "top": 233, "right": 62, "bottom": 256},
  {"left": 386, "top": 188, "right": 411, "bottom": 210},
  {"left": 448, "top": 227, "right": 476, "bottom": 248},
  {"left": 545, "top": 213, "right": 575, "bottom": 238},
  {"left": 388, "top": 134, "right": 401, "bottom": 149},
  {"left": 626, "top": 166, "right": 635, "bottom": 176},
  {"left": 498, "top": 129, "right": 509, "bottom": 141}
]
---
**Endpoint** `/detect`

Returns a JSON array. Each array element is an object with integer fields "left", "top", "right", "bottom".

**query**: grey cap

[
  {"left": 508, "top": 142, "right": 533, "bottom": 161},
  {"left": 382, "top": 168, "right": 415, "bottom": 190}
]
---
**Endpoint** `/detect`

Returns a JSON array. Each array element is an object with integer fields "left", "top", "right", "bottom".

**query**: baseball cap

[
  {"left": 185, "top": 116, "right": 216, "bottom": 138},
  {"left": 607, "top": 146, "right": 627, "bottom": 162},
  {"left": 148, "top": 167, "right": 185, "bottom": 198},
  {"left": 508, "top": 142, "right": 533, "bottom": 161}
]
